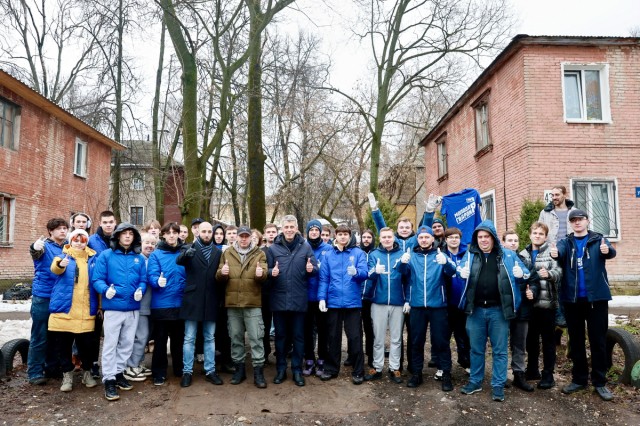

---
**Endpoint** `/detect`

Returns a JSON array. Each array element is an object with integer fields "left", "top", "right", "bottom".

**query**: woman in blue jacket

[{"left": 147, "top": 222, "right": 186, "bottom": 385}]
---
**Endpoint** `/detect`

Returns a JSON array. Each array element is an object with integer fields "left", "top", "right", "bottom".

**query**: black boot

[
  {"left": 231, "top": 363, "right": 246, "bottom": 385},
  {"left": 513, "top": 371, "right": 534, "bottom": 392},
  {"left": 254, "top": 366, "right": 267, "bottom": 389},
  {"left": 441, "top": 371, "right": 453, "bottom": 392},
  {"left": 406, "top": 374, "right": 423, "bottom": 388},
  {"left": 538, "top": 370, "right": 555, "bottom": 389}
]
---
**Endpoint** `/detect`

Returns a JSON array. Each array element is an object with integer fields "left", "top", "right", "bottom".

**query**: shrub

[{"left": 515, "top": 198, "right": 546, "bottom": 249}]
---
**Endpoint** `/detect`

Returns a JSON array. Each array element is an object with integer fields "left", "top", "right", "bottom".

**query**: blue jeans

[
  {"left": 273, "top": 311, "right": 305, "bottom": 373},
  {"left": 183, "top": 320, "right": 216, "bottom": 375},
  {"left": 27, "top": 296, "right": 51, "bottom": 380},
  {"left": 466, "top": 306, "right": 509, "bottom": 388}
]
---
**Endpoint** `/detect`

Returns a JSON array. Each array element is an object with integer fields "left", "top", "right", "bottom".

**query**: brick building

[
  {"left": 0, "top": 70, "right": 121, "bottom": 281},
  {"left": 419, "top": 35, "right": 640, "bottom": 285}
]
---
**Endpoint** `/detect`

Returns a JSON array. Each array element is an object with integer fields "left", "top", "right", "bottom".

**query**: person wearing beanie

[
  {"left": 302, "top": 220, "right": 332, "bottom": 377},
  {"left": 431, "top": 218, "right": 447, "bottom": 250}
]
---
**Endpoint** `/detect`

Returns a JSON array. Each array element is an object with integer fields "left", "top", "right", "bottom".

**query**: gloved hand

[
  {"left": 458, "top": 265, "right": 470, "bottom": 279},
  {"left": 347, "top": 265, "right": 357, "bottom": 276},
  {"left": 403, "top": 302, "right": 411, "bottom": 314},
  {"left": 367, "top": 193, "right": 378, "bottom": 211},
  {"left": 185, "top": 246, "right": 196, "bottom": 257},
  {"left": 134, "top": 287, "right": 143, "bottom": 302},
  {"left": 319, "top": 300, "right": 328, "bottom": 312},
  {"left": 59, "top": 255, "right": 70, "bottom": 268},
  {"left": 401, "top": 248, "right": 411, "bottom": 264},
  {"left": 158, "top": 272, "right": 167, "bottom": 287},
  {"left": 106, "top": 284, "right": 116, "bottom": 300},
  {"left": 375, "top": 259, "right": 386, "bottom": 274},
  {"left": 513, "top": 264, "right": 524, "bottom": 278},
  {"left": 424, "top": 193, "right": 442, "bottom": 213},
  {"left": 33, "top": 237, "right": 46, "bottom": 251},
  {"left": 435, "top": 248, "right": 447, "bottom": 265}
]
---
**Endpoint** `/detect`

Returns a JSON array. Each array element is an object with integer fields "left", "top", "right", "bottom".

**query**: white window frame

[
  {"left": 570, "top": 177, "right": 620, "bottom": 241},
  {"left": 74, "top": 138, "right": 88, "bottom": 177},
  {"left": 480, "top": 189, "right": 496, "bottom": 225},
  {"left": 129, "top": 206, "right": 144, "bottom": 226},
  {"left": 561, "top": 63, "right": 611, "bottom": 124},
  {"left": 0, "top": 192, "right": 16, "bottom": 246},
  {"left": 131, "top": 172, "right": 145, "bottom": 190}
]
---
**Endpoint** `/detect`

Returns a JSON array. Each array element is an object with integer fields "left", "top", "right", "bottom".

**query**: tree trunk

[{"left": 152, "top": 20, "right": 166, "bottom": 223}]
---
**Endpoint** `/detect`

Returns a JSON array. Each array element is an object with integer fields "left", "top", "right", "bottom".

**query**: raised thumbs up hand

[
  {"left": 375, "top": 258, "right": 386, "bottom": 274},
  {"left": 435, "top": 247, "right": 447, "bottom": 265},
  {"left": 221, "top": 260, "right": 230, "bottom": 276},
  {"left": 513, "top": 263, "right": 524, "bottom": 278},
  {"left": 525, "top": 284, "right": 533, "bottom": 300},
  {"left": 158, "top": 272, "right": 167, "bottom": 287},
  {"left": 401, "top": 248, "right": 411, "bottom": 264},
  {"left": 538, "top": 267, "right": 549, "bottom": 279},
  {"left": 306, "top": 257, "right": 313, "bottom": 273},
  {"left": 272, "top": 261, "right": 280, "bottom": 277},
  {"left": 255, "top": 261, "right": 263, "bottom": 278},
  {"left": 425, "top": 193, "right": 441, "bottom": 213},
  {"left": 59, "top": 255, "right": 70, "bottom": 268},
  {"left": 367, "top": 193, "right": 378, "bottom": 210},
  {"left": 600, "top": 238, "right": 609, "bottom": 254},
  {"left": 33, "top": 236, "right": 46, "bottom": 251},
  {"left": 549, "top": 242, "right": 558, "bottom": 258}
]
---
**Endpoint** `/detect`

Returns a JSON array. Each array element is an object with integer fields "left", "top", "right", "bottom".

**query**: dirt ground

[{"left": 2, "top": 333, "right": 640, "bottom": 426}]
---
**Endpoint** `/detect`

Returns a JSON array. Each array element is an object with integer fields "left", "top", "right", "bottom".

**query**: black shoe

[
  {"left": 364, "top": 368, "right": 383, "bottom": 381},
  {"left": 352, "top": 375, "right": 364, "bottom": 385},
  {"left": 427, "top": 360, "right": 437, "bottom": 368},
  {"left": 104, "top": 379, "right": 120, "bottom": 401},
  {"left": 293, "top": 372, "right": 305, "bottom": 387},
  {"left": 525, "top": 369, "right": 541, "bottom": 381},
  {"left": 205, "top": 371, "right": 224, "bottom": 385},
  {"left": 320, "top": 372, "right": 338, "bottom": 381},
  {"left": 407, "top": 374, "right": 423, "bottom": 388},
  {"left": 231, "top": 363, "right": 246, "bottom": 385},
  {"left": 91, "top": 363, "right": 101, "bottom": 379},
  {"left": 388, "top": 370, "right": 403, "bottom": 384},
  {"left": 441, "top": 372, "right": 453, "bottom": 392},
  {"left": 273, "top": 370, "right": 287, "bottom": 384},
  {"left": 153, "top": 376, "right": 165, "bottom": 386},
  {"left": 115, "top": 373, "right": 133, "bottom": 391},
  {"left": 29, "top": 377, "right": 48, "bottom": 385},
  {"left": 595, "top": 386, "right": 613, "bottom": 401},
  {"left": 561, "top": 382, "right": 586, "bottom": 394},
  {"left": 537, "top": 371, "right": 555, "bottom": 389},
  {"left": 513, "top": 371, "right": 534, "bottom": 392},
  {"left": 343, "top": 359, "right": 353, "bottom": 367},
  {"left": 219, "top": 362, "right": 236, "bottom": 374},
  {"left": 254, "top": 367, "right": 267, "bottom": 389},
  {"left": 180, "top": 373, "right": 192, "bottom": 388}
]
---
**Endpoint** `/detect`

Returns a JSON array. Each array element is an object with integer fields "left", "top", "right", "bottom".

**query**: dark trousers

[
  {"left": 399, "top": 313, "right": 413, "bottom": 372},
  {"left": 304, "top": 301, "right": 329, "bottom": 361},
  {"left": 262, "top": 291, "right": 272, "bottom": 358},
  {"left": 272, "top": 311, "right": 305, "bottom": 373},
  {"left": 49, "top": 331, "right": 95, "bottom": 373},
  {"left": 564, "top": 300, "right": 608, "bottom": 387},
  {"left": 447, "top": 306, "right": 470, "bottom": 369},
  {"left": 89, "top": 313, "right": 103, "bottom": 366},
  {"left": 361, "top": 300, "right": 374, "bottom": 366},
  {"left": 410, "top": 307, "right": 451, "bottom": 375},
  {"left": 325, "top": 308, "right": 364, "bottom": 377},
  {"left": 215, "top": 307, "right": 232, "bottom": 366},
  {"left": 151, "top": 319, "right": 184, "bottom": 378},
  {"left": 526, "top": 307, "right": 557, "bottom": 374}
]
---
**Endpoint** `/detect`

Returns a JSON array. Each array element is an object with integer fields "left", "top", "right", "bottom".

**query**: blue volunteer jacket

[
  {"left": 147, "top": 240, "right": 186, "bottom": 309},
  {"left": 400, "top": 246, "right": 456, "bottom": 308},
  {"left": 91, "top": 247, "right": 147, "bottom": 311},
  {"left": 307, "top": 240, "right": 332, "bottom": 302},
  {"left": 30, "top": 239, "right": 65, "bottom": 298},
  {"left": 318, "top": 244, "right": 368, "bottom": 308},
  {"left": 364, "top": 243, "right": 406, "bottom": 306},
  {"left": 50, "top": 251, "right": 99, "bottom": 316}
]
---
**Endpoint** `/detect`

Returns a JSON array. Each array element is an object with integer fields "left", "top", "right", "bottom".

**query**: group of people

[{"left": 26, "top": 184, "right": 617, "bottom": 403}]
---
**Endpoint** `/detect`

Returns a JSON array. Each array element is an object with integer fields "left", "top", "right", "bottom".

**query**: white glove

[
  {"left": 513, "top": 264, "right": 524, "bottom": 278},
  {"left": 367, "top": 193, "right": 378, "bottom": 210},
  {"left": 158, "top": 272, "right": 167, "bottom": 287},
  {"left": 374, "top": 259, "right": 386, "bottom": 274},
  {"left": 134, "top": 287, "right": 143, "bottom": 302},
  {"left": 424, "top": 194, "right": 442, "bottom": 213},
  {"left": 435, "top": 248, "right": 447, "bottom": 265},
  {"left": 403, "top": 303, "right": 410, "bottom": 314},
  {"left": 401, "top": 248, "right": 411, "bottom": 264},
  {"left": 319, "top": 300, "right": 328, "bottom": 312},
  {"left": 33, "top": 237, "right": 45, "bottom": 251},
  {"left": 347, "top": 265, "right": 357, "bottom": 276},
  {"left": 106, "top": 284, "right": 116, "bottom": 300},
  {"left": 459, "top": 266, "right": 470, "bottom": 279}
]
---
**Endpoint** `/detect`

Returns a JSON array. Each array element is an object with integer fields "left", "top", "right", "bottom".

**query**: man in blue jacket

[
  {"left": 458, "top": 220, "right": 529, "bottom": 402},
  {"left": 550, "top": 209, "right": 616, "bottom": 401},
  {"left": 318, "top": 225, "right": 368, "bottom": 384}
]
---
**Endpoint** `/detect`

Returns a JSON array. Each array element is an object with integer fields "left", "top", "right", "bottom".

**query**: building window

[
  {"left": 474, "top": 98, "right": 490, "bottom": 151},
  {"left": 0, "top": 193, "right": 15, "bottom": 246},
  {"left": 74, "top": 139, "right": 87, "bottom": 177},
  {"left": 562, "top": 64, "right": 611, "bottom": 123},
  {"left": 1, "top": 98, "right": 20, "bottom": 150},
  {"left": 131, "top": 172, "right": 145, "bottom": 190},
  {"left": 572, "top": 179, "right": 619, "bottom": 239},
  {"left": 480, "top": 190, "right": 495, "bottom": 224},
  {"left": 436, "top": 137, "right": 447, "bottom": 178},
  {"left": 130, "top": 206, "right": 144, "bottom": 226}
]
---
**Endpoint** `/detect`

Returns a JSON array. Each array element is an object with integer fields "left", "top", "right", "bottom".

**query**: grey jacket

[
  {"left": 519, "top": 242, "right": 562, "bottom": 310},
  {"left": 538, "top": 199, "right": 577, "bottom": 244}
]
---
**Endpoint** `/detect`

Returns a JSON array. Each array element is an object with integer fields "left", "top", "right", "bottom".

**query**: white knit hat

[{"left": 68, "top": 229, "right": 89, "bottom": 243}]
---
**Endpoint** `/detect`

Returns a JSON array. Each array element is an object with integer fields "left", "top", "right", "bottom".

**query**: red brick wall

[
  {"left": 0, "top": 86, "right": 112, "bottom": 280},
  {"left": 423, "top": 43, "right": 640, "bottom": 280}
]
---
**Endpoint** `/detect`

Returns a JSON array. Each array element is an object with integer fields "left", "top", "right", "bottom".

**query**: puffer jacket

[
  {"left": 400, "top": 245, "right": 457, "bottom": 308},
  {"left": 519, "top": 242, "right": 562, "bottom": 310},
  {"left": 148, "top": 240, "right": 186, "bottom": 310},
  {"left": 538, "top": 199, "right": 577, "bottom": 243},
  {"left": 30, "top": 239, "right": 65, "bottom": 298},
  {"left": 458, "top": 220, "right": 528, "bottom": 320},
  {"left": 91, "top": 223, "right": 147, "bottom": 311},
  {"left": 88, "top": 227, "right": 111, "bottom": 256},
  {"left": 554, "top": 231, "right": 616, "bottom": 303},
  {"left": 267, "top": 233, "right": 318, "bottom": 312},
  {"left": 49, "top": 245, "right": 99, "bottom": 332},
  {"left": 217, "top": 242, "right": 267, "bottom": 308},
  {"left": 364, "top": 242, "right": 406, "bottom": 306},
  {"left": 317, "top": 242, "right": 368, "bottom": 309}
]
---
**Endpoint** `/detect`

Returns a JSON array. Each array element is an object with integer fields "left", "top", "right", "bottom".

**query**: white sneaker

[
  {"left": 196, "top": 354, "right": 204, "bottom": 363},
  {"left": 434, "top": 370, "right": 443, "bottom": 381},
  {"left": 61, "top": 371, "right": 73, "bottom": 392},
  {"left": 123, "top": 366, "right": 147, "bottom": 382},
  {"left": 139, "top": 365, "right": 152, "bottom": 377},
  {"left": 82, "top": 370, "right": 97, "bottom": 388},
  {"left": 465, "top": 367, "right": 471, "bottom": 375}
]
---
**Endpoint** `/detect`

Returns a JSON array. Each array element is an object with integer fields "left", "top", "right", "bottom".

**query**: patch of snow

[
  {"left": 0, "top": 295, "right": 32, "bottom": 313},
  {"left": 610, "top": 296, "right": 640, "bottom": 308},
  {"left": 0, "top": 319, "right": 32, "bottom": 346}
]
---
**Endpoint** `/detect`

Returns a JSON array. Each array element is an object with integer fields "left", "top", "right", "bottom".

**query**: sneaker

[
  {"left": 82, "top": 370, "right": 97, "bottom": 388},
  {"left": 407, "top": 374, "right": 423, "bottom": 388},
  {"left": 180, "top": 373, "right": 192, "bottom": 388},
  {"left": 364, "top": 368, "right": 382, "bottom": 381},
  {"left": 60, "top": 371, "right": 73, "bottom": 392},
  {"left": 153, "top": 376, "right": 166, "bottom": 386},
  {"left": 492, "top": 386, "right": 505, "bottom": 402},
  {"left": 464, "top": 368, "right": 471, "bottom": 375},
  {"left": 196, "top": 354, "right": 204, "bottom": 363},
  {"left": 29, "top": 377, "right": 47, "bottom": 386},
  {"left": 595, "top": 386, "right": 613, "bottom": 401},
  {"left": 205, "top": 371, "right": 223, "bottom": 385},
  {"left": 124, "top": 366, "right": 147, "bottom": 382},
  {"left": 460, "top": 382, "right": 483, "bottom": 395},
  {"left": 434, "top": 370, "right": 443, "bottom": 381},
  {"left": 561, "top": 382, "right": 586, "bottom": 394},
  {"left": 139, "top": 365, "right": 152, "bottom": 376},
  {"left": 389, "top": 370, "right": 403, "bottom": 384},
  {"left": 352, "top": 375, "right": 364, "bottom": 385},
  {"left": 441, "top": 372, "right": 453, "bottom": 392},
  {"left": 91, "top": 363, "right": 101, "bottom": 380},
  {"left": 315, "top": 360, "right": 325, "bottom": 377},
  {"left": 302, "top": 360, "right": 315, "bottom": 377},
  {"left": 320, "top": 372, "right": 338, "bottom": 381},
  {"left": 104, "top": 379, "right": 120, "bottom": 401},
  {"left": 115, "top": 373, "right": 133, "bottom": 391}
]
